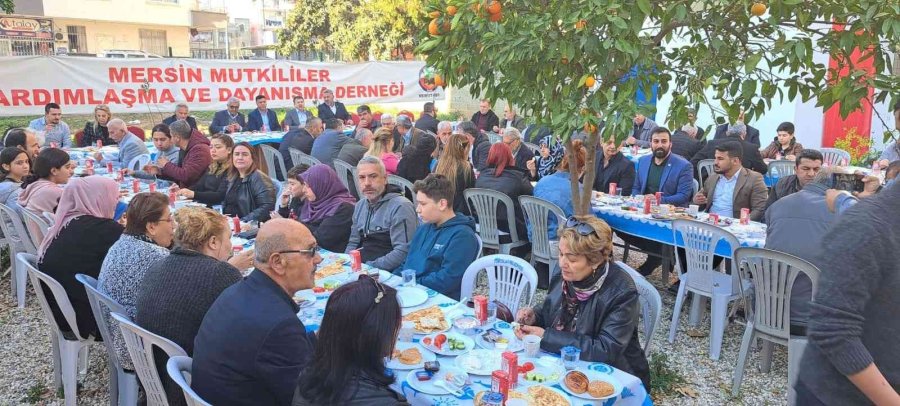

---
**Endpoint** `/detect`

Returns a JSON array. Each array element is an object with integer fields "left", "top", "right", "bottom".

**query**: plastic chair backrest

[
  {"left": 166, "top": 356, "right": 212, "bottom": 406},
  {"left": 289, "top": 148, "right": 321, "bottom": 168},
  {"left": 692, "top": 179, "right": 699, "bottom": 197},
  {"left": 767, "top": 160, "right": 796, "bottom": 179},
  {"left": 127, "top": 126, "right": 146, "bottom": 141},
  {"left": 74, "top": 130, "right": 84, "bottom": 146},
  {"left": 734, "top": 247, "right": 821, "bottom": 340},
  {"left": 487, "top": 133, "right": 502, "bottom": 144},
  {"left": 387, "top": 174, "right": 416, "bottom": 205},
  {"left": 523, "top": 142, "right": 540, "bottom": 155},
  {"left": 21, "top": 253, "right": 89, "bottom": 340},
  {"left": 672, "top": 219, "right": 741, "bottom": 293},
  {"left": 112, "top": 312, "right": 187, "bottom": 406},
  {"left": 21, "top": 209, "right": 50, "bottom": 251},
  {"left": 697, "top": 159, "right": 715, "bottom": 186},
  {"left": 518, "top": 195, "right": 565, "bottom": 262},
  {"left": 474, "top": 234, "right": 483, "bottom": 259},
  {"left": 259, "top": 144, "right": 287, "bottom": 182},
  {"left": 460, "top": 255, "right": 537, "bottom": 315},
  {"left": 333, "top": 159, "right": 360, "bottom": 199},
  {"left": 128, "top": 154, "right": 151, "bottom": 172},
  {"left": 76, "top": 274, "right": 130, "bottom": 380},
  {"left": 617, "top": 261, "right": 662, "bottom": 356},
  {"left": 464, "top": 188, "right": 522, "bottom": 248},
  {"left": 0, "top": 203, "right": 37, "bottom": 255},
  {"left": 818, "top": 148, "right": 850, "bottom": 167}
]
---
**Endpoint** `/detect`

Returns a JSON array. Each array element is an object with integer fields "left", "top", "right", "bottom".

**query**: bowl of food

[{"left": 453, "top": 316, "right": 479, "bottom": 335}]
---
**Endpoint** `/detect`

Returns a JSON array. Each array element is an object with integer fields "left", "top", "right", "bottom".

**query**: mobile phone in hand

[{"left": 831, "top": 173, "right": 864, "bottom": 193}]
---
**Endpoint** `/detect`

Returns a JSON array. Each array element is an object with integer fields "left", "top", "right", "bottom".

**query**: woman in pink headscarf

[{"left": 38, "top": 175, "right": 123, "bottom": 338}]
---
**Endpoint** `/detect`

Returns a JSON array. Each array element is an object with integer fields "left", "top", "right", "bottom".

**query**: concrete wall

[
  {"left": 41, "top": 0, "right": 192, "bottom": 27},
  {"left": 53, "top": 18, "right": 191, "bottom": 56}
]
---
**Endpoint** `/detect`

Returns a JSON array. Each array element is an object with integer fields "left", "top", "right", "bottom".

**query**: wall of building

[
  {"left": 41, "top": 0, "right": 192, "bottom": 27},
  {"left": 53, "top": 18, "right": 191, "bottom": 56}
]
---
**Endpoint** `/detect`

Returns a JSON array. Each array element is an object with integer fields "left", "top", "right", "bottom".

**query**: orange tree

[{"left": 416, "top": 0, "right": 899, "bottom": 215}]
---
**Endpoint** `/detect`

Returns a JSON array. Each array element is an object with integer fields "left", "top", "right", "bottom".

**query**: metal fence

[{"left": 0, "top": 37, "right": 55, "bottom": 56}]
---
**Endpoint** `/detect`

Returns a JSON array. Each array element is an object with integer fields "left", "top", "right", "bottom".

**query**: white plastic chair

[
  {"left": 289, "top": 147, "right": 321, "bottom": 168},
  {"left": 387, "top": 174, "right": 417, "bottom": 205},
  {"left": 519, "top": 195, "right": 565, "bottom": 286},
  {"left": 22, "top": 253, "right": 96, "bottom": 406},
  {"left": 21, "top": 209, "right": 50, "bottom": 252},
  {"left": 127, "top": 154, "right": 151, "bottom": 172},
  {"left": 668, "top": 219, "right": 748, "bottom": 360},
  {"left": 166, "top": 356, "right": 212, "bottom": 406},
  {"left": 818, "top": 147, "right": 850, "bottom": 166},
  {"left": 487, "top": 133, "right": 502, "bottom": 144},
  {"left": 731, "top": 247, "right": 820, "bottom": 398},
  {"left": 76, "top": 274, "right": 139, "bottom": 406},
  {"left": 333, "top": 159, "right": 360, "bottom": 199},
  {"left": 617, "top": 261, "right": 662, "bottom": 358},
  {"left": 692, "top": 178, "right": 699, "bottom": 197},
  {"left": 767, "top": 160, "right": 796, "bottom": 179},
  {"left": 460, "top": 255, "right": 538, "bottom": 315},
  {"left": 696, "top": 159, "right": 715, "bottom": 186},
  {"left": 112, "top": 312, "right": 188, "bottom": 406},
  {"left": 0, "top": 203, "right": 36, "bottom": 308},
  {"left": 464, "top": 188, "right": 529, "bottom": 255},
  {"left": 475, "top": 234, "right": 483, "bottom": 259},
  {"left": 259, "top": 144, "right": 287, "bottom": 182}
]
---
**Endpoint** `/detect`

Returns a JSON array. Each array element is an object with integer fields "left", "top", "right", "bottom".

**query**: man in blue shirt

[
  {"left": 247, "top": 95, "right": 279, "bottom": 132},
  {"left": 692, "top": 141, "right": 768, "bottom": 221},
  {"left": 29, "top": 102, "right": 71, "bottom": 148},
  {"left": 281, "top": 95, "right": 313, "bottom": 131}
]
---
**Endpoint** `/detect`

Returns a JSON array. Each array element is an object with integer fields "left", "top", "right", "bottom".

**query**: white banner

[{"left": 0, "top": 56, "right": 446, "bottom": 116}]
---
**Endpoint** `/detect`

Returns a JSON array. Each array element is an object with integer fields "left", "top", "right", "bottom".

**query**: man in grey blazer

[
  {"left": 281, "top": 95, "right": 313, "bottom": 131},
  {"left": 94, "top": 118, "right": 150, "bottom": 170}
]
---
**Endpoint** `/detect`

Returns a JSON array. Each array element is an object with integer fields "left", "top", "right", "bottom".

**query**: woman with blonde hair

[
  {"left": 433, "top": 133, "right": 475, "bottom": 214},
  {"left": 514, "top": 215, "right": 650, "bottom": 390},
  {"left": 80, "top": 104, "right": 115, "bottom": 147},
  {"left": 366, "top": 127, "right": 399, "bottom": 174}
]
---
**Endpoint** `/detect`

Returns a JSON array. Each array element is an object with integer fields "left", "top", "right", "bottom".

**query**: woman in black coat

[
  {"left": 218, "top": 142, "right": 276, "bottom": 222},
  {"left": 592, "top": 138, "right": 636, "bottom": 195},
  {"left": 175, "top": 134, "right": 233, "bottom": 206},
  {"left": 474, "top": 142, "right": 533, "bottom": 240},
  {"left": 397, "top": 133, "right": 437, "bottom": 184}
]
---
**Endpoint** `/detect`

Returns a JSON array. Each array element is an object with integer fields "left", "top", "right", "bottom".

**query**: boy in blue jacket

[{"left": 397, "top": 174, "right": 479, "bottom": 300}]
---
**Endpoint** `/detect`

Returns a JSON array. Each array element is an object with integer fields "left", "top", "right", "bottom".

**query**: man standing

[
  {"left": 693, "top": 141, "right": 768, "bottom": 221},
  {"left": 691, "top": 123, "right": 768, "bottom": 175},
  {"left": 279, "top": 117, "right": 322, "bottom": 168},
  {"left": 4, "top": 128, "right": 41, "bottom": 162},
  {"left": 415, "top": 102, "right": 440, "bottom": 134},
  {"left": 94, "top": 119, "right": 149, "bottom": 169},
  {"left": 346, "top": 156, "right": 418, "bottom": 271},
  {"left": 495, "top": 104, "right": 526, "bottom": 133},
  {"left": 337, "top": 128, "right": 373, "bottom": 167},
  {"left": 281, "top": 96, "right": 313, "bottom": 131},
  {"left": 29, "top": 103, "right": 71, "bottom": 148},
  {"left": 763, "top": 149, "right": 823, "bottom": 217},
  {"left": 209, "top": 97, "right": 246, "bottom": 135},
  {"left": 144, "top": 120, "right": 212, "bottom": 188},
  {"left": 316, "top": 88, "right": 350, "bottom": 122},
  {"left": 162, "top": 103, "right": 199, "bottom": 130},
  {"left": 625, "top": 113, "right": 658, "bottom": 148},
  {"left": 192, "top": 219, "right": 321, "bottom": 406},
  {"left": 502, "top": 128, "right": 533, "bottom": 172},
  {"left": 247, "top": 95, "right": 279, "bottom": 132},
  {"left": 458, "top": 121, "right": 491, "bottom": 172},
  {"left": 470, "top": 99, "right": 500, "bottom": 133},
  {"left": 671, "top": 124, "right": 705, "bottom": 159},
  {"left": 310, "top": 118, "right": 349, "bottom": 167}
]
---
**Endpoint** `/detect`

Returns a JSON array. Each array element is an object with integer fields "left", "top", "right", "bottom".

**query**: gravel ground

[{"left": 0, "top": 245, "right": 789, "bottom": 405}]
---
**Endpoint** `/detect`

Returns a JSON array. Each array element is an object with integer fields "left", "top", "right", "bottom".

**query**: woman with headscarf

[
  {"left": 299, "top": 164, "right": 357, "bottom": 252},
  {"left": 18, "top": 148, "right": 73, "bottom": 215},
  {"left": 39, "top": 176, "right": 123, "bottom": 338},
  {"left": 528, "top": 134, "right": 565, "bottom": 180},
  {"left": 397, "top": 133, "right": 437, "bottom": 183}
]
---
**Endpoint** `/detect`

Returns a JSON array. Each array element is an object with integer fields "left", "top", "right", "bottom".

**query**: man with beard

[
  {"left": 693, "top": 141, "right": 768, "bottom": 221},
  {"left": 627, "top": 127, "right": 694, "bottom": 275},
  {"left": 761, "top": 149, "right": 823, "bottom": 219}
]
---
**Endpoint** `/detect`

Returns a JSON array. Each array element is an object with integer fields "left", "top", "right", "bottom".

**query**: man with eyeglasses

[
  {"left": 209, "top": 97, "right": 247, "bottom": 135},
  {"left": 502, "top": 127, "right": 534, "bottom": 174},
  {"left": 192, "top": 219, "right": 321, "bottom": 406}
]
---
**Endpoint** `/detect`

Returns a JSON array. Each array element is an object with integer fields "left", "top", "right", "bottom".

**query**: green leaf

[
  {"left": 637, "top": 0, "right": 651, "bottom": 15},
  {"left": 744, "top": 53, "right": 762, "bottom": 74}
]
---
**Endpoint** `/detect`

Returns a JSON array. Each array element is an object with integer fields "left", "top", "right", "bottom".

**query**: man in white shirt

[
  {"left": 282, "top": 95, "right": 312, "bottom": 131},
  {"left": 693, "top": 141, "right": 768, "bottom": 221}
]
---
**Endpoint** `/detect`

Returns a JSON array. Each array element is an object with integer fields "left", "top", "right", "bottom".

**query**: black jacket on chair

[
  {"left": 534, "top": 262, "right": 651, "bottom": 390},
  {"left": 219, "top": 170, "right": 276, "bottom": 223},
  {"left": 592, "top": 151, "right": 636, "bottom": 196},
  {"left": 671, "top": 130, "right": 705, "bottom": 160}
]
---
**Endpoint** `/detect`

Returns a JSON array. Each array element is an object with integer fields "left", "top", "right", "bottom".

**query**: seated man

[
  {"left": 671, "top": 124, "right": 704, "bottom": 159},
  {"left": 398, "top": 174, "right": 479, "bottom": 300},
  {"left": 310, "top": 118, "right": 349, "bottom": 167},
  {"left": 693, "top": 141, "right": 768, "bottom": 221},
  {"left": 192, "top": 219, "right": 320, "bottom": 406},
  {"left": 691, "top": 123, "right": 767, "bottom": 175},
  {"left": 415, "top": 101, "right": 440, "bottom": 134},
  {"left": 762, "top": 149, "right": 823, "bottom": 219},
  {"left": 316, "top": 88, "right": 350, "bottom": 122},
  {"left": 162, "top": 103, "right": 199, "bottom": 130},
  {"left": 281, "top": 95, "right": 313, "bottom": 131},
  {"left": 395, "top": 114, "right": 425, "bottom": 152},
  {"left": 209, "top": 97, "right": 246, "bottom": 135},
  {"left": 624, "top": 113, "right": 658, "bottom": 148},
  {"left": 247, "top": 95, "right": 279, "bottom": 132},
  {"left": 146, "top": 120, "right": 212, "bottom": 188},
  {"left": 346, "top": 156, "right": 417, "bottom": 271},
  {"left": 502, "top": 127, "right": 534, "bottom": 172},
  {"left": 354, "top": 104, "right": 380, "bottom": 133},
  {"left": 95, "top": 118, "right": 149, "bottom": 169},
  {"left": 4, "top": 128, "right": 41, "bottom": 161},
  {"left": 29, "top": 102, "right": 72, "bottom": 148},
  {"left": 495, "top": 104, "right": 526, "bottom": 132},
  {"left": 337, "top": 127, "right": 372, "bottom": 167},
  {"left": 279, "top": 117, "right": 322, "bottom": 168}
]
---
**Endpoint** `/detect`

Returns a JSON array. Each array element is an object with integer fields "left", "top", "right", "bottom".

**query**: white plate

[
  {"left": 557, "top": 369, "right": 623, "bottom": 400},
  {"left": 516, "top": 359, "right": 563, "bottom": 387},
  {"left": 405, "top": 366, "right": 468, "bottom": 396},
  {"left": 420, "top": 332, "right": 474, "bottom": 356},
  {"left": 385, "top": 342, "right": 435, "bottom": 370},
  {"left": 292, "top": 290, "right": 316, "bottom": 308},
  {"left": 396, "top": 287, "right": 428, "bottom": 308},
  {"left": 475, "top": 328, "right": 524, "bottom": 352},
  {"left": 453, "top": 349, "right": 501, "bottom": 375}
]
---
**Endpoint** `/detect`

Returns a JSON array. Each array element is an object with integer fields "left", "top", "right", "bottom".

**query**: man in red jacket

[{"left": 144, "top": 119, "right": 211, "bottom": 188}]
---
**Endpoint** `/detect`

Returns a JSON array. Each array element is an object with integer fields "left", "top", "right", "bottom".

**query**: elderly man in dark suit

[
  {"left": 671, "top": 124, "right": 705, "bottom": 159},
  {"left": 209, "top": 97, "right": 246, "bottom": 135},
  {"left": 316, "top": 88, "right": 350, "bottom": 122},
  {"left": 162, "top": 103, "right": 199, "bottom": 130},
  {"left": 691, "top": 123, "right": 768, "bottom": 175}
]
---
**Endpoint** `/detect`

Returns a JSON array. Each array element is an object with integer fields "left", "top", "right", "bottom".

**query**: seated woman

[
  {"left": 297, "top": 164, "right": 356, "bottom": 252},
  {"left": 366, "top": 128, "right": 400, "bottom": 175},
  {"left": 593, "top": 137, "right": 636, "bottom": 196},
  {"left": 760, "top": 122, "right": 803, "bottom": 161},
  {"left": 293, "top": 278, "right": 408, "bottom": 405},
  {"left": 131, "top": 124, "right": 181, "bottom": 179},
  {"left": 80, "top": 104, "right": 115, "bottom": 147},
  {"left": 515, "top": 216, "right": 651, "bottom": 390},
  {"left": 528, "top": 134, "right": 565, "bottom": 181},
  {"left": 39, "top": 176, "right": 123, "bottom": 339},
  {"left": 533, "top": 139, "right": 586, "bottom": 240},
  {"left": 18, "top": 148, "right": 73, "bottom": 215},
  {"left": 98, "top": 192, "right": 174, "bottom": 370},
  {"left": 474, "top": 142, "right": 533, "bottom": 242},
  {"left": 136, "top": 206, "right": 251, "bottom": 405},
  {"left": 0, "top": 148, "right": 31, "bottom": 208},
  {"left": 218, "top": 142, "right": 276, "bottom": 223},
  {"left": 433, "top": 134, "right": 475, "bottom": 215},
  {"left": 175, "top": 134, "right": 233, "bottom": 206},
  {"left": 397, "top": 133, "right": 437, "bottom": 183}
]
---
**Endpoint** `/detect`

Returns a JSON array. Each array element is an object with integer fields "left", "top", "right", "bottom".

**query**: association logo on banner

[{"left": 417, "top": 66, "right": 445, "bottom": 95}]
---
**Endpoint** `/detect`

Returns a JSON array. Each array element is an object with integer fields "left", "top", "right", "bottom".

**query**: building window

[
  {"left": 139, "top": 29, "right": 168, "bottom": 56},
  {"left": 67, "top": 25, "right": 87, "bottom": 53}
]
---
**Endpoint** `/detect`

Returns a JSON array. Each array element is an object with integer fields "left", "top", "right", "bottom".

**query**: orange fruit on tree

[
  {"left": 575, "top": 20, "right": 587, "bottom": 30},
  {"left": 750, "top": 3, "right": 766, "bottom": 16},
  {"left": 584, "top": 123, "right": 597, "bottom": 134},
  {"left": 428, "top": 19, "right": 441, "bottom": 36},
  {"left": 584, "top": 75, "right": 596, "bottom": 88},
  {"left": 433, "top": 74, "right": 445, "bottom": 87},
  {"left": 487, "top": 0, "right": 502, "bottom": 15},
  {"left": 447, "top": 5, "right": 458, "bottom": 15},
  {"left": 489, "top": 11, "right": 502, "bottom": 22},
  {"left": 429, "top": 10, "right": 442, "bottom": 18}
]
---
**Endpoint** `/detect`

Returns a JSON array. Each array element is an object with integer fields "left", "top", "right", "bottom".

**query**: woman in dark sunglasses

[{"left": 514, "top": 215, "right": 651, "bottom": 391}]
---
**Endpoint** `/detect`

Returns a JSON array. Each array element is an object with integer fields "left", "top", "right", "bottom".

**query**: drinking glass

[
  {"left": 560, "top": 346, "right": 581, "bottom": 370},
  {"left": 523, "top": 335, "right": 542, "bottom": 357},
  {"left": 401, "top": 269, "right": 416, "bottom": 287},
  {"left": 399, "top": 321, "right": 415, "bottom": 342},
  {"left": 487, "top": 302, "right": 497, "bottom": 323}
]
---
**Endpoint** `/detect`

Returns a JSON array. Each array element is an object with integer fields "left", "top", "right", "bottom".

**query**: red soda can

[
  {"left": 106, "top": 162, "right": 113, "bottom": 173},
  {"left": 655, "top": 192, "right": 662, "bottom": 205},
  {"left": 709, "top": 213, "right": 719, "bottom": 225},
  {"left": 643, "top": 196, "right": 652, "bottom": 214},
  {"left": 232, "top": 216, "right": 241, "bottom": 233},
  {"left": 608, "top": 182, "right": 617, "bottom": 196},
  {"left": 491, "top": 370, "right": 510, "bottom": 401},
  {"left": 501, "top": 351, "right": 519, "bottom": 388},
  {"left": 740, "top": 208, "right": 750, "bottom": 225},
  {"left": 232, "top": 245, "right": 243, "bottom": 256},
  {"left": 149, "top": 182, "right": 157, "bottom": 193},
  {"left": 116, "top": 169, "right": 124, "bottom": 182},
  {"left": 474, "top": 295, "right": 488, "bottom": 325},
  {"left": 132, "top": 179, "right": 140, "bottom": 193},
  {"left": 350, "top": 249, "right": 362, "bottom": 272},
  {"left": 168, "top": 190, "right": 176, "bottom": 205},
  {"left": 96, "top": 140, "right": 102, "bottom": 148}
]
